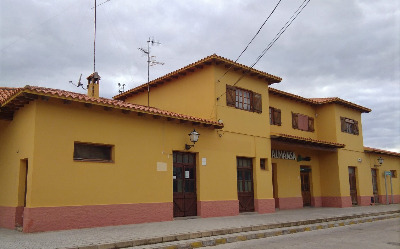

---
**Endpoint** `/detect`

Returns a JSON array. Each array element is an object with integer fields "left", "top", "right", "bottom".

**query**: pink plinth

[
  {"left": 311, "top": 197, "right": 322, "bottom": 207},
  {"left": 379, "top": 195, "right": 400, "bottom": 204},
  {"left": 0, "top": 206, "right": 18, "bottom": 229},
  {"left": 197, "top": 200, "right": 239, "bottom": 218},
  {"left": 358, "top": 196, "right": 373, "bottom": 206},
  {"left": 321, "top": 196, "right": 352, "bottom": 207},
  {"left": 275, "top": 197, "right": 303, "bottom": 210},
  {"left": 254, "top": 199, "right": 275, "bottom": 213},
  {"left": 22, "top": 202, "right": 173, "bottom": 233}
]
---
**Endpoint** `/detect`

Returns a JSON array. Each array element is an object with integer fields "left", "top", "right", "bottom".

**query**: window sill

[{"left": 74, "top": 159, "right": 114, "bottom": 163}]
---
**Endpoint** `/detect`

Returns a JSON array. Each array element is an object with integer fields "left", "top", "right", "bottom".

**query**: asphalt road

[{"left": 211, "top": 218, "right": 400, "bottom": 249}]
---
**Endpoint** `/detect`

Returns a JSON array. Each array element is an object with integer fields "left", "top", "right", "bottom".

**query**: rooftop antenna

[
  {"left": 138, "top": 37, "right": 164, "bottom": 107},
  {"left": 118, "top": 83, "right": 126, "bottom": 94},
  {"left": 93, "top": 0, "right": 97, "bottom": 73},
  {"left": 69, "top": 73, "right": 86, "bottom": 90}
]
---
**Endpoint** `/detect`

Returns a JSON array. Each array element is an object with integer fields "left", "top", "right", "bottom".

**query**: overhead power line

[
  {"left": 217, "top": 0, "right": 283, "bottom": 83},
  {"left": 250, "top": 0, "right": 311, "bottom": 69},
  {"left": 217, "top": 0, "right": 312, "bottom": 100}
]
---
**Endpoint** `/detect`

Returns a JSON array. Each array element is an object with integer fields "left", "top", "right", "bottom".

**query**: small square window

[
  {"left": 260, "top": 158, "right": 267, "bottom": 170},
  {"left": 340, "top": 117, "right": 359, "bottom": 135},
  {"left": 391, "top": 170, "right": 397, "bottom": 178}
]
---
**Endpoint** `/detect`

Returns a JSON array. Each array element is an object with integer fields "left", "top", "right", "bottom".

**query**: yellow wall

[
  {"left": 214, "top": 65, "right": 272, "bottom": 200},
  {"left": 365, "top": 153, "right": 400, "bottom": 197},
  {"left": 271, "top": 145, "right": 322, "bottom": 199},
  {"left": 125, "top": 66, "right": 217, "bottom": 121},
  {"left": 6, "top": 96, "right": 277, "bottom": 208},
  {"left": 334, "top": 105, "right": 364, "bottom": 151},
  {"left": 0, "top": 102, "right": 36, "bottom": 207},
  {"left": 269, "top": 94, "right": 317, "bottom": 139},
  {"left": 315, "top": 104, "right": 338, "bottom": 143}
]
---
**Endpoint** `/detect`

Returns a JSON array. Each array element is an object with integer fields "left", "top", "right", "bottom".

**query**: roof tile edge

[
  {"left": 113, "top": 54, "right": 282, "bottom": 100},
  {"left": 0, "top": 86, "right": 223, "bottom": 128}
]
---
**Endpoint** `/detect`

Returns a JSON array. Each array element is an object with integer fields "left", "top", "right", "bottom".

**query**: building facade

[{"left": 1, "top": 54, "right": 399, "bottom": 232}]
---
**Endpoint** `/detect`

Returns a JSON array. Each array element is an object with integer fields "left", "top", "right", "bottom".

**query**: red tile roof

[
  {"left": 0, "top": 87, "right": 22, "bottom": 104},
  {"left": 269, "top": 88, "right": 371, "bottom": 113},
  {"left": 271, "top": 133, "right": 345, "bottom": 148},
  {"left": 113, "top": 54, "right": 282, "bottom": 100},
  {"left": 364, "top": 147, "right": 400, "bottom": 157},
  {"left": 0, "top": 86, "right": 224, "bottom": 128}
]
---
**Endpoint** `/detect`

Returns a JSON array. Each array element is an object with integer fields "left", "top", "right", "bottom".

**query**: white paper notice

[{"left": 157, "top": 162, "right": 167, "bottom": 171}]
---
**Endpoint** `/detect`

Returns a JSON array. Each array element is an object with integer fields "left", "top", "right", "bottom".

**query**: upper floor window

[
  {"left": 74, "top": 142, "right": 114, "bottom": 162},
  {"left": 340, "top": 117, "right": 359, "bottom": 135},
  {"left": 226, "top": 85, "right": 262, "bottom": 113},
  {"left": 292, "top": 112, "right": 314, "bottom": 132},
  {"left": 269, "top": 107, "right": 281, "bottom": 126}
]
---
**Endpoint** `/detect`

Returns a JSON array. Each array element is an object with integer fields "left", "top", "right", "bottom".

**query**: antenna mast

[
  {"left": 93, "top": 0, "right": 97, "bottom": 73},
  {"left": 138, "top": 37, "right": 164, "bottom": 107}
]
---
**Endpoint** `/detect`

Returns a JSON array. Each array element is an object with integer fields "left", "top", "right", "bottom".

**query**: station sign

[{"left": 271, "top": 149, "right": 296, "bottom": 160}]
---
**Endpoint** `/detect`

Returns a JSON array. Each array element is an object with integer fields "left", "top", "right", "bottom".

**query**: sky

[{"left": 0, "top": 0, "right": 399, "bottom": 152}]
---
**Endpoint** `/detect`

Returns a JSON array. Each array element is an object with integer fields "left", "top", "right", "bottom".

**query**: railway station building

[{"left": 1, "top": 54, "right": 399, "bottom": 232}]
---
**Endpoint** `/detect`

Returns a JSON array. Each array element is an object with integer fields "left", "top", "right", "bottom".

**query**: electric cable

[
  {"left": 216, "top": 0, "right": 283, "bottom": 83},
  {"left": 217, "top": 0, "right": 311, "bottom": 100}
]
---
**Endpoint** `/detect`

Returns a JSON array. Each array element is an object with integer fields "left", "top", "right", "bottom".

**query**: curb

[
  {"left": 65, "top": 210, "right": 400, "bottom": 249},
  {"left": 150, "top": 214, "right": 400, "bottom": 249}
]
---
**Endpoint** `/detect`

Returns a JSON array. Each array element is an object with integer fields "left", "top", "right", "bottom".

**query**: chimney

[{"left": 86, "top": 72, "right": 100, "bottom": 98}]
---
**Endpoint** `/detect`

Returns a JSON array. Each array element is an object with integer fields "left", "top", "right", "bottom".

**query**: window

[
  {"left": 391, "top": 170, "right": 397, "bottom": 178},
  {"left": 292, "top": 112, "right": 314, "bottom": 132},
  {"left": 269, "top": 107, "right": 281, "bottom": 126},
  {"left": 226, "top": 85, "right": 262, "bottom": 113},
  {"left": 260, "top": 158, "right": 267, "bottom": 170},
  {"left": 73, "top": 142, "right": 113, "bottom": 162},
  {"left": 340, "top": 117, "right": 359, "bottom": 135}
]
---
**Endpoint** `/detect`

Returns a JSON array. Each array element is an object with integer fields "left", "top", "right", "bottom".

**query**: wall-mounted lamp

[
  {"left": 377, "top": 157, "right": 384, "bottom": 165},
  {"left": 185, "top": 129, "right": 200, "bottom": 150}
]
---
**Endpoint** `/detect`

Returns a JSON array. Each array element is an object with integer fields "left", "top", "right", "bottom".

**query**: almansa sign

[{"left": 271, "top": 149, "right": 296, "bottom": 160}]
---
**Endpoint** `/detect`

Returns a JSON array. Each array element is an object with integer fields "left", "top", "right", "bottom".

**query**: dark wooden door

[
  {"left": 173, "top": 152, "right": 197, "bottom": 217},
  {"left": 300, "top": 169, "right": 311, "bottom": 206},
  {"left": 237, "top": 157, "right": 254, "bottom": 212},
  {"left": 272, "top": 163, "right": 278, "bottom": 208},
  {"left": 371, "top": 169, "right": 379, "bottom": 203},
  {"left": 348, "top": 167, "right": 358, "bottom": 205}
]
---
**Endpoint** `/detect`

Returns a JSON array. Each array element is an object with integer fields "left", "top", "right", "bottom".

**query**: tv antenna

[
  {"left": 69, "top": 74, "right": 86, "bottom": 90},
  {"left": 118, "top": 83, "right": 126, "bottom": 94},
  {"left": 92, "top": 0, "right": 110, "bottom": 72},
  {"left": 138, "top": 37, "right": 164, "bottom": 107}
]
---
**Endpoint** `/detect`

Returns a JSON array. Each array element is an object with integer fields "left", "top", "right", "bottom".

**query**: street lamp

[
  {"left": 377, "top": 157, "right": 384, "bottom": 165},
  {"left": 185, "top": 129, "right": 200, "bottom": 150}
]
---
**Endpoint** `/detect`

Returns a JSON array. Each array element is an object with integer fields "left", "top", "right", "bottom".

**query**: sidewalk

[{"left": 1, "top": 204, "right": 399, "bottom": 249}]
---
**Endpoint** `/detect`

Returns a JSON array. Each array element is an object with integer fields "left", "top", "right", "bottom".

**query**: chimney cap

[{"left": 87, "top": 72, "right": 101, "bottom": 81}]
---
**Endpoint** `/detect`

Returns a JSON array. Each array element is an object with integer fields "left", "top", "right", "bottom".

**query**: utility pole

[{"left": 138, "top": 37, "right": 164, "bottom": 107}]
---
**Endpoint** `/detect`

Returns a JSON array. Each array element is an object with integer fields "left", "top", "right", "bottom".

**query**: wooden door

[
  {"left": 300, "top": 169, "right": 311, "bottom": 206},
  {"left": 348, "top": 167, "right": 358, "bottom": 205},
  {"left": 173, "top": 152, "right": 197, "bottom": 217},
  {"left": 272, "top": 163, "right": 278, "bottom": 208},
  {"left": 237, "top": 157, "right": 254, "bottom": 212},
  {"left": 371, "top": 169, "right": 379, "bottom": 203},
  {"left": 16, "top": 159, "right": 28, "bottom": 229}
]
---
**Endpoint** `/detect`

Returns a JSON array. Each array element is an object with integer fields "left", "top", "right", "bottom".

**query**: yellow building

[{"left": 1, "top": 54, "right": 399, "bottom": 232}]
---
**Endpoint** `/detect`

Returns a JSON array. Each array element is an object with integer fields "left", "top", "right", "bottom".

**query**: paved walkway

[{"left": 0, "top": 204, "right": 399, "bottom": 249}]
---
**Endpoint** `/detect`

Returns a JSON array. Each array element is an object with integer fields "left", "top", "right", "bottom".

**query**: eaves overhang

[
  {"left": 364, "top": 147, "right": 400, "bottom": 157},
  {"left": 0, "top": 86, "right": 224, "bottom": 129},
  {"left": 269, "top": 88, "right": 371, "bottom": 113},
  {"left": 113, "top": 54, "right": 282, "bottom": 101},
  {"left": 271, "top": 133, "right": 345, "bottom": 150}
]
